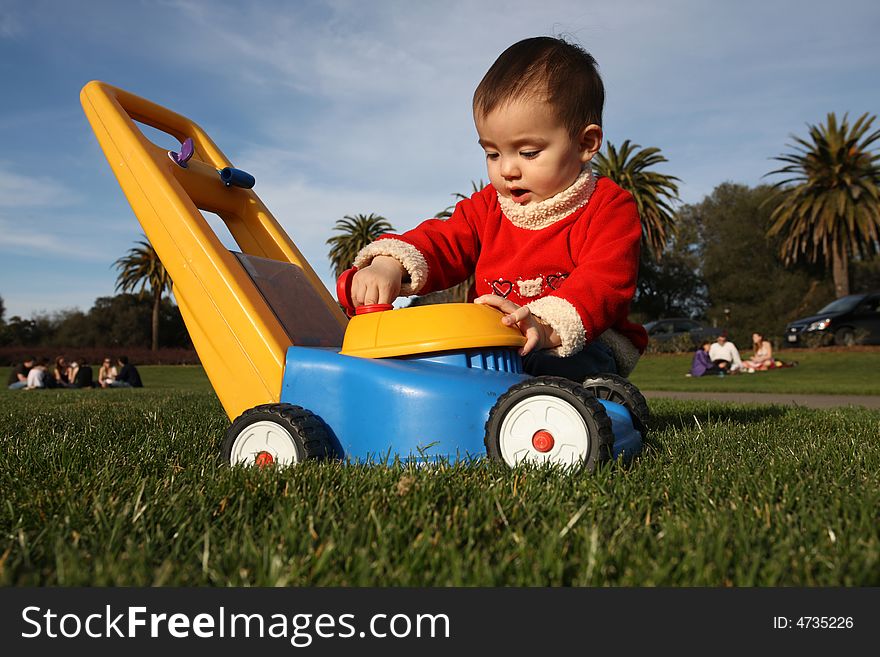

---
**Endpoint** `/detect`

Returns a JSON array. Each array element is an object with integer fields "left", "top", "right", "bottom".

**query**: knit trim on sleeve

[
  {"left": 353, "top": 239, "right": 429, "bottom": 295},
  {"left": 525, "top": 296, "right": 586, "bottom": 357}
]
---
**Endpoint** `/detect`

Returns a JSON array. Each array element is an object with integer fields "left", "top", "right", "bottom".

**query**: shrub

[{"left": 644, "top": 334, "right": 696, "bottom": 354}]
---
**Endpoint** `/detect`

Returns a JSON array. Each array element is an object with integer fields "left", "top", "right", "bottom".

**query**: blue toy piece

[
  {"left": 275, "top": 346, "right": 644, "bottom": 465},
  {"left": 218, "top": 166, "right": 256, "bottom": 189}
]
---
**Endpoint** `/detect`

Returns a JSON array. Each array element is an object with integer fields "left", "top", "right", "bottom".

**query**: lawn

[
  {"left": 630, "top": 347, "right": 880, "bottom": 395},
  {"left": 0, "top": 347, "right": 880, "bottom": 395},
  {"left": 1, "top": 368, "right": 878, "bottom": 586},
  {"left": 6, "top": 348, "right": 878, "bottom": 397}
]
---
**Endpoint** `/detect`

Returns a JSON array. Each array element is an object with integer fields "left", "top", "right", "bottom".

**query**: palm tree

[
  {"left": 326, "top": 213, "right": 395, "bottom": 277},
  {"left": 766, "top": 112, "right": 880, "bottom": 298},
  {"left": 592, "top": 140, "right": 681, "bottom": 260},
  {"left": 115, "top": 238, "right": 172, "bottom": 351}
]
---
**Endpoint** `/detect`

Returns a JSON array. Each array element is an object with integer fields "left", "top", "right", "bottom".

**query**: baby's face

[{"left": 475, "top": 97, "right": 598, "bottom": 205}]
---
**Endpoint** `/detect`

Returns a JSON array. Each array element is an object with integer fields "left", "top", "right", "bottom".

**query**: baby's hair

[{"left": 473, "top": 36, "right": 605, "bottom": 136}]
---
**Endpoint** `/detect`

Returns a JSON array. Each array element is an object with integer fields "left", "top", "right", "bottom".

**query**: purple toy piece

[{"left": 168, "top": 137, "right": 195, "bottom": 168}]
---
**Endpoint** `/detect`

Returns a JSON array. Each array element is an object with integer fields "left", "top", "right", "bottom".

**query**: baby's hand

[
  {"left": 351, "top": 256, "right": 405, "bottom": 306},
  {"left": 474, "top": 294, "right": 561, "bottom": 356}
]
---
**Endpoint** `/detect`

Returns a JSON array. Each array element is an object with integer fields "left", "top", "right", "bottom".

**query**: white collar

[{"left": 497, "top": 165, "right": 597, "bottom": 230}]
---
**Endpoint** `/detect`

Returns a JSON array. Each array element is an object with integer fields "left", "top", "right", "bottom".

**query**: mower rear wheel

[
  {"left": 223, "top": 403, "right": 336, "bottom": 467},
  {"left": 581, "top": 373, "right": 650, "bottom": 434}
]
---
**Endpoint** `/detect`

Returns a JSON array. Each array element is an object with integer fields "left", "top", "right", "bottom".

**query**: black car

[
  {"left": 644, "top": 318, "right": 723, "bottom": 346},
  {"left": 784, "top": 291, "right": 880, "bottom": 346}
]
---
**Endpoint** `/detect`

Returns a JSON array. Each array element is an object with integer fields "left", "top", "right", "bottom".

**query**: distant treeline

[
  {"left": 0, "top": 346, "right": 199, "bottom": 367},
  {"left": 0, "top": 294, "right": 191, "bottom": 351}
]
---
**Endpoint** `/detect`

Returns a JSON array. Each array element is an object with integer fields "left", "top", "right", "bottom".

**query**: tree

[
  {"left": 0, "top": 294, "right": 5, "bottom": 324},
  {"left": 592, "top": 140, "right": 681, "bottom": 260},
  {"left": 1, "top": 314, "right": 53, "bottom": 346},
  {"left": 115, "top": 238, "right": 172, "bottom": 351},
  {"left": 86, "top": 294, "right": 189, "bottom": 348},
  {"left": 689, "top": 183, "right": 833, "bottom": 343},
  {"left": 631, "top": 211, "right": 708, "bottom": 322},
  {"left": 326, "top": 213, "right": 395, "bottom": 278},
  {"left": 767, "top": 112, "right": 880, "bottom": 298}
]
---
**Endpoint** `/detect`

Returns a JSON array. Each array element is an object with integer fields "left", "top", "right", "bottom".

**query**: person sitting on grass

[
  {"left": 708, "top": 333, "right": 742, "bottom": 373},
  {"left": 52, "top": 355, "right": 76, "bottom": 388},
  {"left": 687, "top": 341, "right": 725, "bottom": 377},
  {"left": 6, "top": 356, "right": 34, "bottom": 390},
  {"left": 69, "top": 359, "right": 95, "bottom": 388},
  {"left": 26, "top": 358, "right": 49, "bottom": 389},
  {"left": 742, "top": 332, "right": 773, "bottom": 373},
  {"left": 98, "top": 357, "right": 118, "bottom": 388},
  {"left": 349, "top": 36, "right": 647, "bottom": 380},
  {"left": 108, "top": 356, "right": 143, "bottom": 388}
]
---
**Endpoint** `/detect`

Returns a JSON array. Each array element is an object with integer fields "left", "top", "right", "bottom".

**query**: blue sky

[{"left": 1, "top": 0, "right": 878, "bottom": 319}]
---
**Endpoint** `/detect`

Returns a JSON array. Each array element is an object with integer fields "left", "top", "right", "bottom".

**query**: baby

[{"left": 351, "top": 36, "right": 647, "bottom": 379}]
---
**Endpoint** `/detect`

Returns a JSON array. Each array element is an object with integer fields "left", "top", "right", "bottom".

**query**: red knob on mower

[{"left": 336, "top": 266, "right": 393, "bottom": 318}]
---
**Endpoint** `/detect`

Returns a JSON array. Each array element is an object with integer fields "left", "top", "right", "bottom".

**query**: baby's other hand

[
  {"left": 474, "top": 294, "right": 561, "bottom": 355},
  {"left": 352, "top": 256, "right": 405, "bottom": 306}
]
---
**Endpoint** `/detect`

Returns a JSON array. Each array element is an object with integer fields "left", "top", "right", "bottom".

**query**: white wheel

[
  {"left": 222, "top": 404, "right": 336, "bottom": 467},
  {"left": 498, "top": 394, "right": 590, "bottom": 466},
  {"left": 485, "top": 377, "right": 614, "bottom": 472},
  {"left": 228, "top": 419, "right": 302, "bottom": 466}
]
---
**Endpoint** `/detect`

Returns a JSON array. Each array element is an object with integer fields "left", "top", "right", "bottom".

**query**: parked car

[
  {"left": 644, "top": 318, "right": 723, "bottom": 347},
  {"left": 784, "top": 291, "right": 880, "bottom": 346}
]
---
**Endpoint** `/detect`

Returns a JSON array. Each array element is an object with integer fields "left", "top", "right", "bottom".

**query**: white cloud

[
  {"left": 0, "top": 164, "right": 81, "bottom": 208},
  {"left": 0, "top": 217, "right": 105, "bottom": 261},
  {"left": 0, "top": 7, "right": 23, "bottom": 39}
]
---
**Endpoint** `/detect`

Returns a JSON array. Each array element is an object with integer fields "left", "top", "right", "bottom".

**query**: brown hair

[{"left": 473, "top": 36, "right": 605, "bottom": 136}]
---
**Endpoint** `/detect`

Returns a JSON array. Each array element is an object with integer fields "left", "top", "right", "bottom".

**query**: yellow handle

[{"left": 82, "top": 80, "right": 230, "bottom": 170}]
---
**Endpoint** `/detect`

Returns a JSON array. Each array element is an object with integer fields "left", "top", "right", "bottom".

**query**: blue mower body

[{"left": 280, "top": 346, "right": 643, "bottom": 464}]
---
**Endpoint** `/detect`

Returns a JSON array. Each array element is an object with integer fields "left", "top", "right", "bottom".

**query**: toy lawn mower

[{"left": 81, "top": 81, "right": 648, "bottom": 472}]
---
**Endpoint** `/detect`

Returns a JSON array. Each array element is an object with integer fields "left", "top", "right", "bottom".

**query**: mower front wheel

[
  {"left": 484, "top": 377, "right": 614, "bottom": 472},
  {"left": 222, "top": 403, "right": 336, "bottom": 467}
]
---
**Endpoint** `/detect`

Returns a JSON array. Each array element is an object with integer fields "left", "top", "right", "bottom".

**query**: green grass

[
  {"left": 8, "top": 348, "right": 877, "bottom": 397},
  {"left": 630, "top": 348, "right": 880, "bottom": 395},
  {"left": 2, "top": 379, "right": 878, "bottom": 586},
  {"left": 138, "top": 365, "right": 213, "bottom": 391}
]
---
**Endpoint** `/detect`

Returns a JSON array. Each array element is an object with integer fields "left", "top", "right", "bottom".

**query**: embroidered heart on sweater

[
  {"left": 545, "top": 273, "right": 569, "bottom": 290},
  {"left": 489, "top": 278, "right": 513, "bottom": 298}
]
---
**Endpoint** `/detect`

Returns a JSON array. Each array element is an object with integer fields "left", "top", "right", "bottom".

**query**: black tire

[
  {"left": 222, "top": 403, "right": 336, "bottom": 467},
  {"left": 834, "top": 327, "right": 855, "bottom": 347},
  {"left": 484, "top": 376, "right": 614, "bottom": 473},
  {"left": 581, "top": 373, "right": 650, "bottom": 434}
]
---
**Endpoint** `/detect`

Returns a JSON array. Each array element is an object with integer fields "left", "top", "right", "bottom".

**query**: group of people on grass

[
  {"left": 689, "top": 332, "right": 781, "bottom": 377},
  {"left": 7, "top": 355, "right": 143, "bottom": 390}
]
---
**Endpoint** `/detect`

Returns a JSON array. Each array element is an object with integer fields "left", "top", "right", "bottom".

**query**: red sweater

[{"left": 363, "top": 174, "right": 648, "bottom": 355}]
